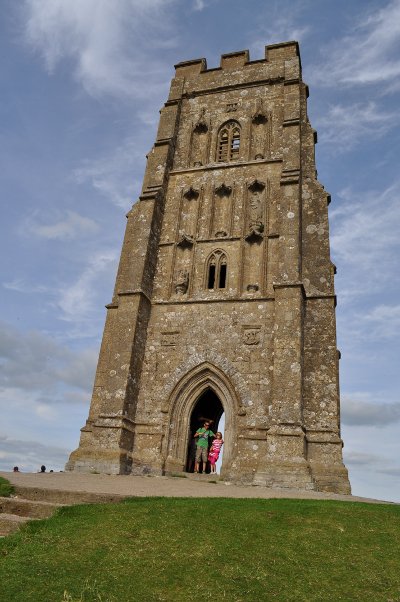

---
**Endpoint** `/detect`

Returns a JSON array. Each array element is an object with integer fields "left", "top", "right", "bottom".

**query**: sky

[{"left": 0, "top": 0, "right": 399, "bottom": 502}]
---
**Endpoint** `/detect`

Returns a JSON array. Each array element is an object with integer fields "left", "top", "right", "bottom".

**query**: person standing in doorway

[
  {"left": 208, "top": 431, "right": 224, "bottom": 474},
  {"left": 194, "top": 420, "right": 215, "bottom": 474}
]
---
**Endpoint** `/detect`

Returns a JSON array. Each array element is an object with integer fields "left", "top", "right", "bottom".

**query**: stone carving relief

[
  {"left": 191, "top": 108, "right": 209, "bottom": 167},
  {"left": 194, "top": 107, "right": 208, "bottom": 132},
  {"left": 183, "top": 186, "right": 199, "bottom": 201},
  {"left": 246, "top": 284, "right": 259, "bottom": 292},
  {"left": 242, "top": 326, "right": 261, "bottom": 345},
  {"left": 161, "top": 331, "right": 179, "bottom": 346},
  {"left": 177, "top": 231, "right": 195, "bottom": 248},
  {"left": 248, "top": 191, "right": 264, "bottom": 236},
  {"left": 251, "top": 99, "right": 269, "bottom": 160},
  {"left": 175, "top": 270, "right": 189, "bottom": 295},
  {"left": 252, "top": 106, "right": 267, "bottom": 125},
  {"left": 226, "top": 102, "right": 238, "bottom": 112},
  {"left": 246, "top": 179, "right": 265, "bottom": 241},
  {"left": 214, "top": 183, "right": 232, "bottom": 197}
]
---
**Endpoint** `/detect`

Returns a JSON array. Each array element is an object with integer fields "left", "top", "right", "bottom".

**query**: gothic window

[
  {"left": 217, "top": 121, "right": 241, "bottom": 162},
  {"left": 206, "top": 251, "right": 227, "bottom": 290}
]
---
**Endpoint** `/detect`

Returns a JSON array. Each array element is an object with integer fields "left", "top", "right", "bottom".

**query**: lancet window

[
  {"left": 206, "top": 251, "right": 227, "bottom": 289},
  {"left": 217, "top": 121, "right": 241, "bottom": 162}
]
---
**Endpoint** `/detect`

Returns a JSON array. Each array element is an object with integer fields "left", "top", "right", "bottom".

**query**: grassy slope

[
  {"left": 1, "top": 497, "right": 399, "bottom": 602},
  {"left": 0, "top": 476, "right": 14, "bottom": 497}
]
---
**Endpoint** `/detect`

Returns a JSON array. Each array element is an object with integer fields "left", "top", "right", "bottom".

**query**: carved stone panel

[
  {"left": 243, "top": 179, "right": 266, "bottom": 293},
  {"left": 190, "top": 108, "right": 209, "bottom": 167},
  {"left": 174, "top": 269, "right": 189, "bottom": 294},
  {"left": 242, "top": 326, "right": 261, "bottom": 345},
  {"left": 161, "top": 331, "right": 180, "bottom": 346},
  {"left": 246, "top": 179, "right": 265, "bottom": 239},
  {"left": 250, "top": 99, "right": 271, "bottom": 160}
]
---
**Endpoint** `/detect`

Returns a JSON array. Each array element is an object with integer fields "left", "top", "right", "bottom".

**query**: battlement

[
  {"left": 265, "top": 40, "right": 300, "bottom": 65},
  {"left": 170, "top": 41, "right": 301, "bottom": 100},
  {"left": 174, "top": 41, "right": 300, "bottom": 77},
  {"left": 173, "top": 57, "right": 207, "bottom": 76}
]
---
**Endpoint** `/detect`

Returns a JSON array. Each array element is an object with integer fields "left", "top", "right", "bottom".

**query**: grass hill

[
  {"left": 1, "top": 495, "right": 399, "bottom": 601},
  {"left": 0, "top": 476, "right": 14, "bottom": 497}
]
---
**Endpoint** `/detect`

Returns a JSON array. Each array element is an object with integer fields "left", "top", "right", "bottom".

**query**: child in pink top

[{"left": 208, "top": 432, "right": 224, "bottom": 473}]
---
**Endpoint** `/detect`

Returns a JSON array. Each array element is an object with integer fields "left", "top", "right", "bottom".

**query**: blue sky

[{"left": 1, "top": 0, "right": 399, "bottom": 502}]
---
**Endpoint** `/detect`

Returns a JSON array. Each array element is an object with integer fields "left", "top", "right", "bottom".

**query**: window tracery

[
  {"left": 206, "top": 251, "right": 227, "bottom": 290},
  {"left": 217, "top": 121, "right": 241, "bottom": 162}
]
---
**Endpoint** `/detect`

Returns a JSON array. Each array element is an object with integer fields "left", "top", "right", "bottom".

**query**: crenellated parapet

[{"left": 173, "top": 41, "right": 300, "bottom": 79}]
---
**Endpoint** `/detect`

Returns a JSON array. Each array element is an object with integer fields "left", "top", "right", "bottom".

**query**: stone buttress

[{"left": 67, "top": 41, "right": 351, "bottom": 494}]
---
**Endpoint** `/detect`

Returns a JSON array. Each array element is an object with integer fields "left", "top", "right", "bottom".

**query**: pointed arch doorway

[
  {"left": 163, "top": 362, "right": 239, "bottom": 478},
  {"left": 186, "top": 388, "right": 224, "bottom": 473}
]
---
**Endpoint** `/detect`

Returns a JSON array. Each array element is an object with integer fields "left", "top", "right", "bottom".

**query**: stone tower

[{"left": 67, "top": 41, "right": 351, "bottom": 494}]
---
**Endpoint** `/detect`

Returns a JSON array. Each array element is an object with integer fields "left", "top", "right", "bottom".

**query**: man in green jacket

[{"left": 194, "top": 420, "right": 215, "bottom": 473}]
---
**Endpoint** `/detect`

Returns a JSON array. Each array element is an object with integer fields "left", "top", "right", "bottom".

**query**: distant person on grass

[
  {"left": 194, "top": 420, "right": 214, "bottom": 474},
  {"left": 208, "top": 431, "right": 224, "bottom": 474}
]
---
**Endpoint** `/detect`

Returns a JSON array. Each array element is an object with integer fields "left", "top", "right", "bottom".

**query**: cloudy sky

[{"left": 1, "top": 0, "right": 399, "bottom": 502}]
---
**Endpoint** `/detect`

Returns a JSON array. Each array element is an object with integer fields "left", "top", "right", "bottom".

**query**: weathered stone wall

[
  {"left": 67, "top": 41, "right": 350, "bottom": 494},
  {"left": 131, "top": 300, "right": 274, "bottom": 480}
]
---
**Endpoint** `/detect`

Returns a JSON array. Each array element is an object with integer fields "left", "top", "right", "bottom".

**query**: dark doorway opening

[{"left": 186, "top": 388, "right": 224, "bottom": 473}]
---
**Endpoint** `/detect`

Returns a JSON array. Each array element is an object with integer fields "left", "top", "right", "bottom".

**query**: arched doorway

[
  {"left": 164, "top": 361, "right": 240, "bottom": 478},
  {"left": 186, "top": 388, "right": 224, "bottom": 473}
]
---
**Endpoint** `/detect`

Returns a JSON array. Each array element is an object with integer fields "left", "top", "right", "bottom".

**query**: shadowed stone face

[{"left": 66, "top": 42, "right": 351, "bottom": 495}]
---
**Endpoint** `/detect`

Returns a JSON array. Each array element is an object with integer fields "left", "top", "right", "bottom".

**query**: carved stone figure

[
  {"left": 246, "top": 284, "right": 259, "bottom": 292},
  {"left": 194, "top": 107, "right": 208, "bottom": 133},
  {"left": 243, "top": 328, "right": 261, "bottom": 345},
  {"left": 175, "top": 269, "right": 189, "bottom": 294},
  {"left": 214, "top": 183, "right": 232, "bottom": 197},
  {"left": 183, "top": 187, "right": 199, "bottom": 200},
  {"left": 248, "top": 191, "right": 264, "bottom": 236},
  {"left": 177, "top": 231, "right": 195, "bottom": 248}
]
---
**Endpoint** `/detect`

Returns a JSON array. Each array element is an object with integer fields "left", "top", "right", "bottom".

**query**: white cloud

[
  {"left": 58, "top": 348, "right": 99, "bottom": 390},
  {"left": 56, "top": 249, "right": 118, "bottom": 324},
  {"left": 0, "top": 322, "right": 95, "bottom": 470},
  {"left": 22, "top": 0, "right": 179, "bottom": 100},
  {"left": 35, "top": 403, "right": 57, "bottom": 420},
  {"left": 359, "top": 304, "right": 400, "bottom": 339},
  {"left": 3, "top": 246, "right": 118, "bottom": 340},
  {"left": 342, "top": 419, "right": 400, "bottom": 501},
  {"left": 3, "top": 279, "right": 48, "bottom": 294},
  {"left": 250, "top": 3, "right": 309, "bottom": 56},
  {"left": 377, "top": 467, "right": 400, "bottom": 476},
  {"left": 0, "top": 434, "right": 70, "bottom": 472},
  {"left": 0, "top": 321, "right": 97, "bottom": 394},
  {"left": 330, "top": 182, "right": 400, "bottom": 291},
  {"left": 315, "top": 102, "right": 396, "bottom": 152},
  {"left": 342, "top": 395, "right": 400, "bottom": 426},
  {"left": 344, "top": 450, "right": 383, "bottom": 466},
  {"left": 73, "top": 136, "right": 143, "bottom": 209},
  {"left": 192, "top": 0, "right": 219, "bottom": 11},
  {"left": 26, "top": 210, "right": 99, "bottom": 240},
  {"left": 312, "top": 0, "right": 400, "bottom": 89}
]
